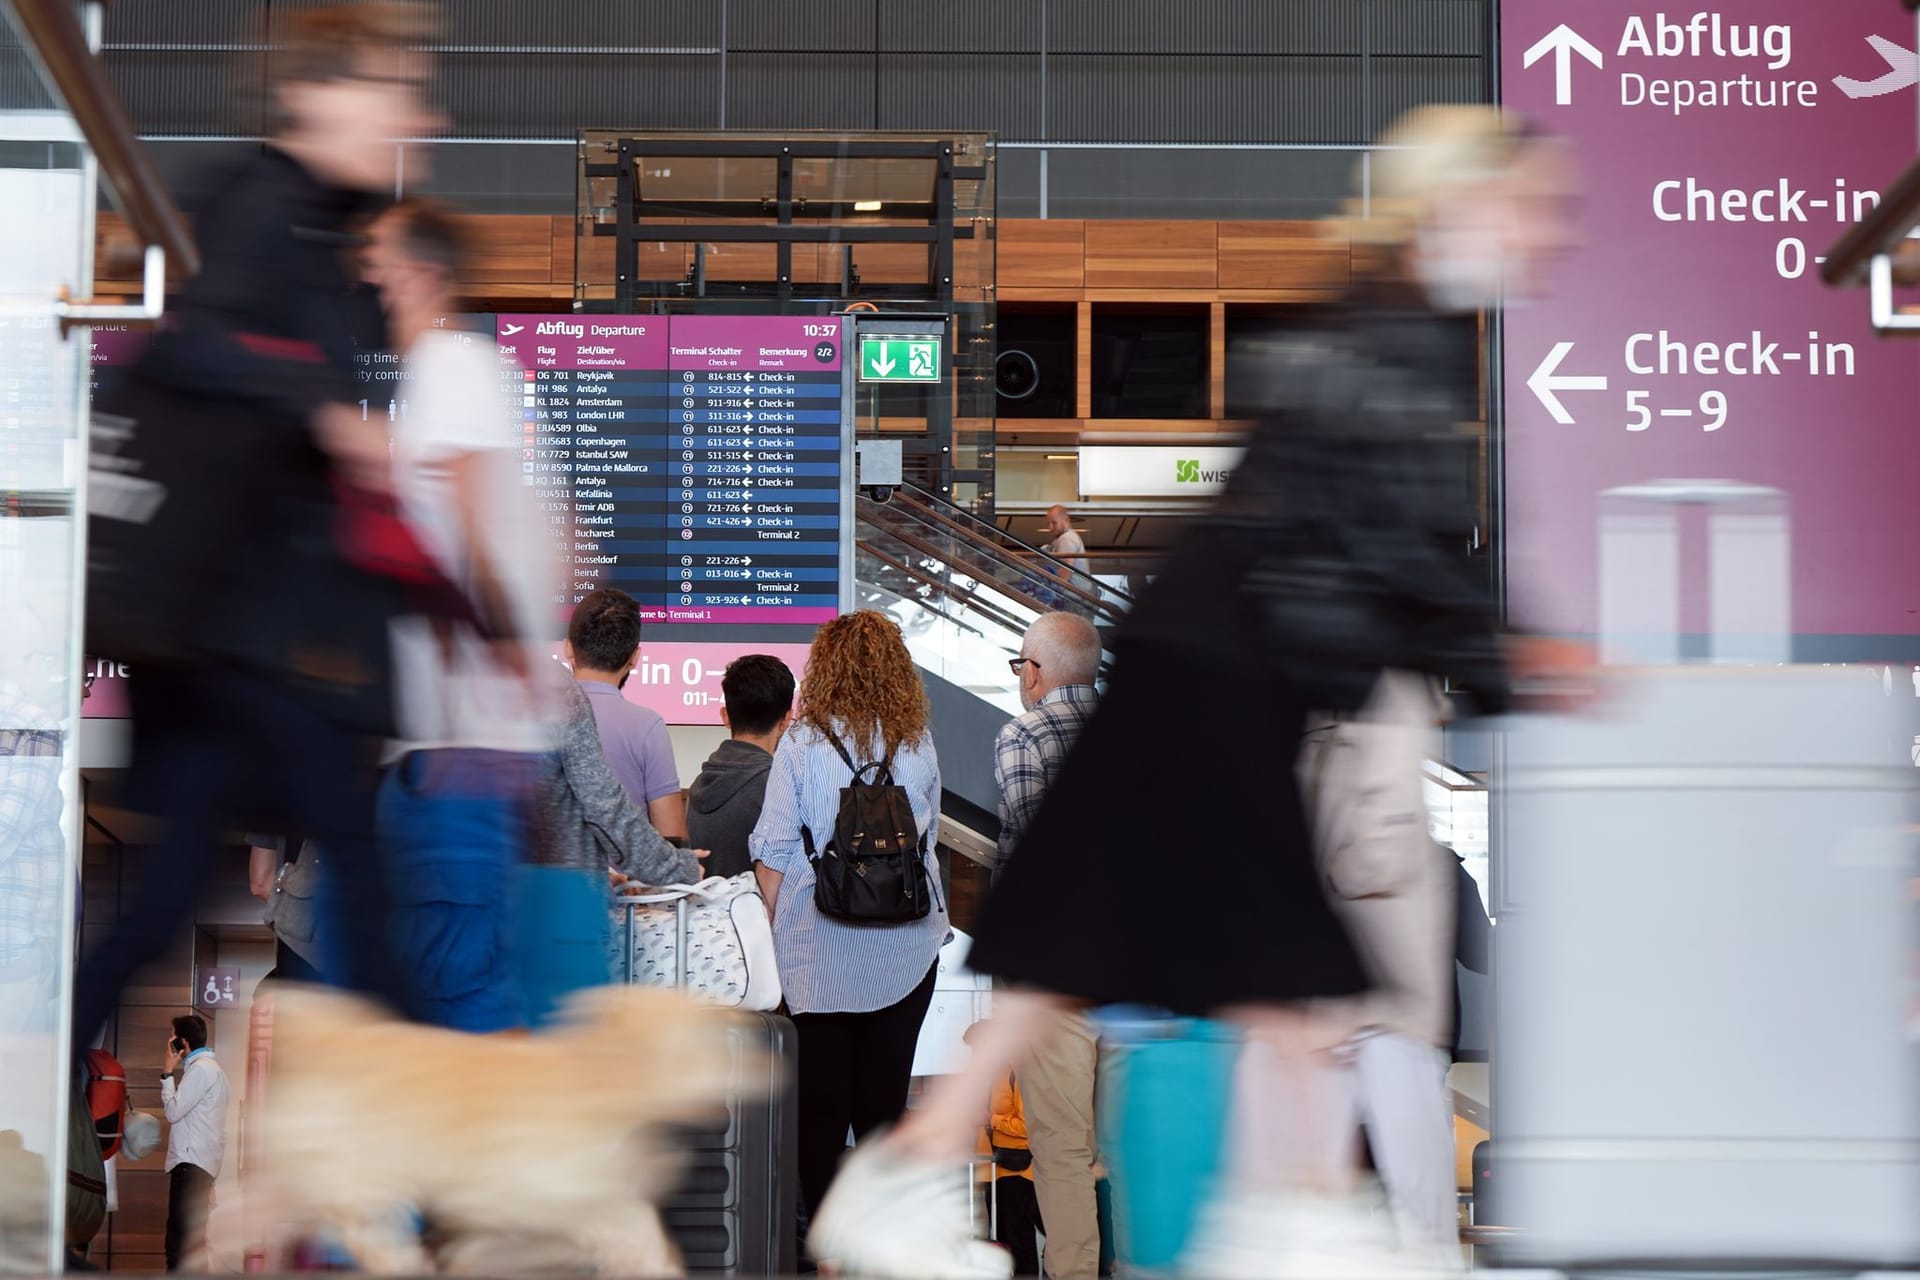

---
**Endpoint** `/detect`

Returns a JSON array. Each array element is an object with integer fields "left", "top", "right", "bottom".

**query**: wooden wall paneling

[
  {"left": 953, "top": 221, "right": 988, "bottom": 293},
  {"left": 119, "top": 933, "right": 193, "bottom": 1013},
  {"left": 454, "top": 215, "right": 553, "bottom": 283},
  {"left": 107, "top": 1166, "right": 170, "bottom": 1263},
  {"left": 997, "top": 287, "right": 1082, "bottom": 303},
  {"left": 796, "top": 241, "right": 842, "bottom": 285},
  {"left": 1209, "top": 302, "right": 1227, "bottom": 420},
  {"left": 997, "top": 417, "right": 1253, "bottom": 445},
  {"left": 1079, "top": 419, "right": 1250, "bottom": 440},
  {"left": 1083, "top": 221, "right": 1216, "bottom": 290},
  {"left": 114, "top": 1003, "right": 187, "bottom": 1080},
  {"left": 1216, "top": 220, "right": 1350, "bottom": 292},
  {"left": 1085, "top": 288, "right": 1339, "bottom": 304},
  {"left": 633, "top": 218, "right": 696, "bottom": 290},
  {"left": 695, "top": 218, "right": 778, "bottom": 285},
  {"left": 843, "top": 239, "right": 928, "bottom": 286},
  {"left": 548, "top": 215, "right": 574, "bottom": 286},
  {"left": 793, "top": 241, "right": 828, "bottom": 287},
  {"left": 1074, "top": 301, "right": 1092, "bottom": 420},
  {"left": 997, "top": 219, "right": 1085, "bottom": 291}
]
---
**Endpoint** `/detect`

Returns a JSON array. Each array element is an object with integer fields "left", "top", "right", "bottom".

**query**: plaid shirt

[{"left": 992, "top": 684, "right": 1099, "bottom": 873}]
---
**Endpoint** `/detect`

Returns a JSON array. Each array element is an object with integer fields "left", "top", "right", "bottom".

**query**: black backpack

[{"left": 803, "top": 732, "right": 935, "bottom": 925}]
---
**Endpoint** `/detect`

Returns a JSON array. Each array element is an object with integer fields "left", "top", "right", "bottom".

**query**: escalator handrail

[
  {"left": 857, "top": 513, "right": 1056, "bottom": 637},
  {"left": 855, "top": 541, "right": 996, "bottom": 642},
  {"left": 8, "top": 0, "right": 200, "bottom": 279},
  {"left": 865, "top": 487, "right": 1124, "bottom": 622},
  {"left": 893, "top": 482, "right": 1132, "bottom": 613},
  {"left": 856, "top": 521, "right": 1118, "bottom": 686}
]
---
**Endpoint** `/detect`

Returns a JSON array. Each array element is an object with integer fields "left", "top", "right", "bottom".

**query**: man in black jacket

[
  {"left": 687, "top": 655, "right": 796, "bottom": 879},
  {"left": 75, "top": 2, "right": 442, "bottom": 1049}
]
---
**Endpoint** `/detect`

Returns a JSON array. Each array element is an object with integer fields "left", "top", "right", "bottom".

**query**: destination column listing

[{"left": 497, "top": 315, "right": 672, "bottom": 608}]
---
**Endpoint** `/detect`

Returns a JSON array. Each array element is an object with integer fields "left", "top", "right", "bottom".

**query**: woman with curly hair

[{"left": 748, "top": 610, "right": 947, "bottom": 1238}]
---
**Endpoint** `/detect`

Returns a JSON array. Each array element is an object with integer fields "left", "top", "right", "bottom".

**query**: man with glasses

[{"left": 994, "top": 612, "right": 1105, "bottom": 1278}]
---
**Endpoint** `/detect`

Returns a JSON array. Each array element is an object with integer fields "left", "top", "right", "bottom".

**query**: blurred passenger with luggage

[
  {"left": 260, "top": 984, "right": 756, "bottom": 1275},
  {"left": 248, "top": 836, "right": 324, "bottom": 985},
  {"left": 75, "top": 1, "right": 449, "bottom": 1047},
  {"left": 360, "top": 196, "right": 566, "bottom": 1033},
  {"left": 687, "top": 654, "right": 797, "bottom": 880},
  {"left": 1296, "top": 675, "right": 1463, "bottom": 1256},
  {"left": 748, "top": 612, "right": 948, "bottom": 1255},
  {"left": 807, "top": 106, "right": 1587, "bottom": 1280},
  {"left": 568, "top": 590, "right": 688, "bottom": 843},
  {"left": 536, "top": 676, "right": 704, "bottom": 1026}
]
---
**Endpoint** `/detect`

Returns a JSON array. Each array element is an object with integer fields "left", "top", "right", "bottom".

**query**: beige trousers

[{"left": 1021, "top": 1012, "right": 1102, "bottom": 1278}]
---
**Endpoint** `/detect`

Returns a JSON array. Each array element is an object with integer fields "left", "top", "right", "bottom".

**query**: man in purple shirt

[{"left": 565, "top": 589, "right": 687, "bottom": 841}]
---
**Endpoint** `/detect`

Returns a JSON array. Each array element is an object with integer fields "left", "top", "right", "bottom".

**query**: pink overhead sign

[{"left": 1499, "top": 2, "right": 1920, "bottom": 654}]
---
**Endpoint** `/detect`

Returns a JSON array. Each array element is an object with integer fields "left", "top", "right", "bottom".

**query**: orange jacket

[{"left": 983, "top": 1072, "right": 1034, "bottom": 1182}]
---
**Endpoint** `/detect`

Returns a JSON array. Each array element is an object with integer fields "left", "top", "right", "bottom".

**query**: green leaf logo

[{"left": 1175, "top": 459, "right": 1200, "bottom": 483}]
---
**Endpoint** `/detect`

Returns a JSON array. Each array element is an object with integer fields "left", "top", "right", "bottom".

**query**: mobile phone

[{"left": 168, "top": 1036, "right": 183, "bottom": 1054}]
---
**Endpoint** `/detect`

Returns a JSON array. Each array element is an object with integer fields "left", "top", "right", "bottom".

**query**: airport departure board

[
  {"left": 82, "top": 313, "right": 850, "bottom": 725},
  {"left": 497, "top": 313, "right": 847, "bottom": 624}
]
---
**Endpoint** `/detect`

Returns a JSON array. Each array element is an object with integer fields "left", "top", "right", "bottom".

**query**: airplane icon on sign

[
  {"left": 1834, "top": 35, "right": 1919, "bottom": 99},
  {"left": 501, "top": 322, "right": 526, "bottom": 336}
]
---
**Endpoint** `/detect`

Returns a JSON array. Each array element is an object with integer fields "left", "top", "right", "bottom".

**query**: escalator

[{"left": 852, "top": 483, "right": 1131, "bottom": 849}]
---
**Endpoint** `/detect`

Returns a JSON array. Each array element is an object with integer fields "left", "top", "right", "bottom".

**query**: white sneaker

[
  {"left": 808, "top": 1141, "right": 1013, "bottom": 1280},
  {"left": 1184, "top": 1188, "right": 1445, "bottom": 1279}
]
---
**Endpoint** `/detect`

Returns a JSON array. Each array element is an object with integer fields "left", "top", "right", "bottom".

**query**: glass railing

[
  {"left": 1, "top": 0, "right": 193, "bottom": 1267},
  {"left": 855, "top": 513, "right": 1046, "bottom": 717},
  {"left": 867, "top": 484, "right": 1132, "bottom": 621},
  {"left": 0, "top": 22, "right": 88, "bottom": 1279},
  {"left": 854, "top": 486, "right": 1127, "bottom": 716}
]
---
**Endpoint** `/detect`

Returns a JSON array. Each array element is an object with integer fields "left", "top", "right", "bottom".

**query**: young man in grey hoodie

[{"left": 687, "top": 654, "right": 796, "bottom": 879}]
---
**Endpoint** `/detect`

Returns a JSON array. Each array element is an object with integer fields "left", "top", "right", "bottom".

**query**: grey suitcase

[
  {"left": 660, "top": 1009, "right": 797, "bottom": 1275},
  {"left": 616, "top": 894, "right": 797, "bottom": 1274}
]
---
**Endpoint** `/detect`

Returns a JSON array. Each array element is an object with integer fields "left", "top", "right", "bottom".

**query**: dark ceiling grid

[{"left": 89, "top": 0, "right": 1490, "bottom": 219}]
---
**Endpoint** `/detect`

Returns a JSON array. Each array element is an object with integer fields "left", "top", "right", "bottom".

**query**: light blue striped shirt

[{"left": 749, "top": 719, "right": 948, "bottom": 1014}]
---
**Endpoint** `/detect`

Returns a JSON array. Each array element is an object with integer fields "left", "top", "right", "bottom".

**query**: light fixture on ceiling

[
  {"left": 1045, "top": 454, "right": 1077, "bottom": 461},
  {"left": 853, "top": 199, "right": 883, "bottom": 212}
]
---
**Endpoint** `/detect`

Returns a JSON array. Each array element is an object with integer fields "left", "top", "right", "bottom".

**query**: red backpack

[{"left": 82, "top": 1048, "right": 128, "bottom": 1160}]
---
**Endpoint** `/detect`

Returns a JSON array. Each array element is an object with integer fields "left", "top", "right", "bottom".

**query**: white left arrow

[
  {"left": 1523, "top": 23, "right": 1604, "bottom": 106},
  {"left": 1528, "top": 342, "right": 1608, "bottom": 425}
]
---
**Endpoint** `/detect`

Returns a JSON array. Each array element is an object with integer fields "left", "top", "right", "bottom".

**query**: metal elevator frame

[
  {"left": 578, "top": 133, "right": 995, "bottom": 513},
  {"left": 583, "top": 135, "right": 982, "bottom": 306}
]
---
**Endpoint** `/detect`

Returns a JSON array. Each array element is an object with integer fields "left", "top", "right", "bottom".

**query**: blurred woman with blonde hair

[
  {"left": 807, "top": 107, "right": 1586, "bottom": 1280},
  {"left": 748, "top": 611, "right": 949, "bottom": 1254}
]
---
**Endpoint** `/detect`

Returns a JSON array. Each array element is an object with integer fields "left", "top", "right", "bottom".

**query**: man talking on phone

[{"left": 161, "top": 1014, "right": 229, "bottom": 1271}]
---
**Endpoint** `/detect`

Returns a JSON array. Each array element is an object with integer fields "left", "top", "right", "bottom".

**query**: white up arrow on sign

[
  {"left": 1528, "top": 342, "right": 1608, "bottom": 425},
  {"left": 1523, "top": 23, "right": 1604, "bottom": 106}
]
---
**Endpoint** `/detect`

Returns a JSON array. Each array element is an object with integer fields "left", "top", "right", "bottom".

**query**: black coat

[
  {"left": 1121, "top": 284, "right": 1509, "bottom": 714},
  {"left": 87, "top": 148, "right": 395, "bottom": 723}
]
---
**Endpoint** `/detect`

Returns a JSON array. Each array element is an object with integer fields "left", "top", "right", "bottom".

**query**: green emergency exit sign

[{"left": 859, "top": 336, "right": 942, "bottom": 383}]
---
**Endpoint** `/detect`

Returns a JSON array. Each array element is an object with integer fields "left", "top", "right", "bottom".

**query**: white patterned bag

[{"left": 613, "top": 872, "right": 782, "bottom": 1012}]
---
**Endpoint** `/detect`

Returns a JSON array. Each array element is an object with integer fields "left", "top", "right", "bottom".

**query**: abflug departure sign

[{"left": 1499, "top": 2, "right": 1920, "bottom": 655}]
